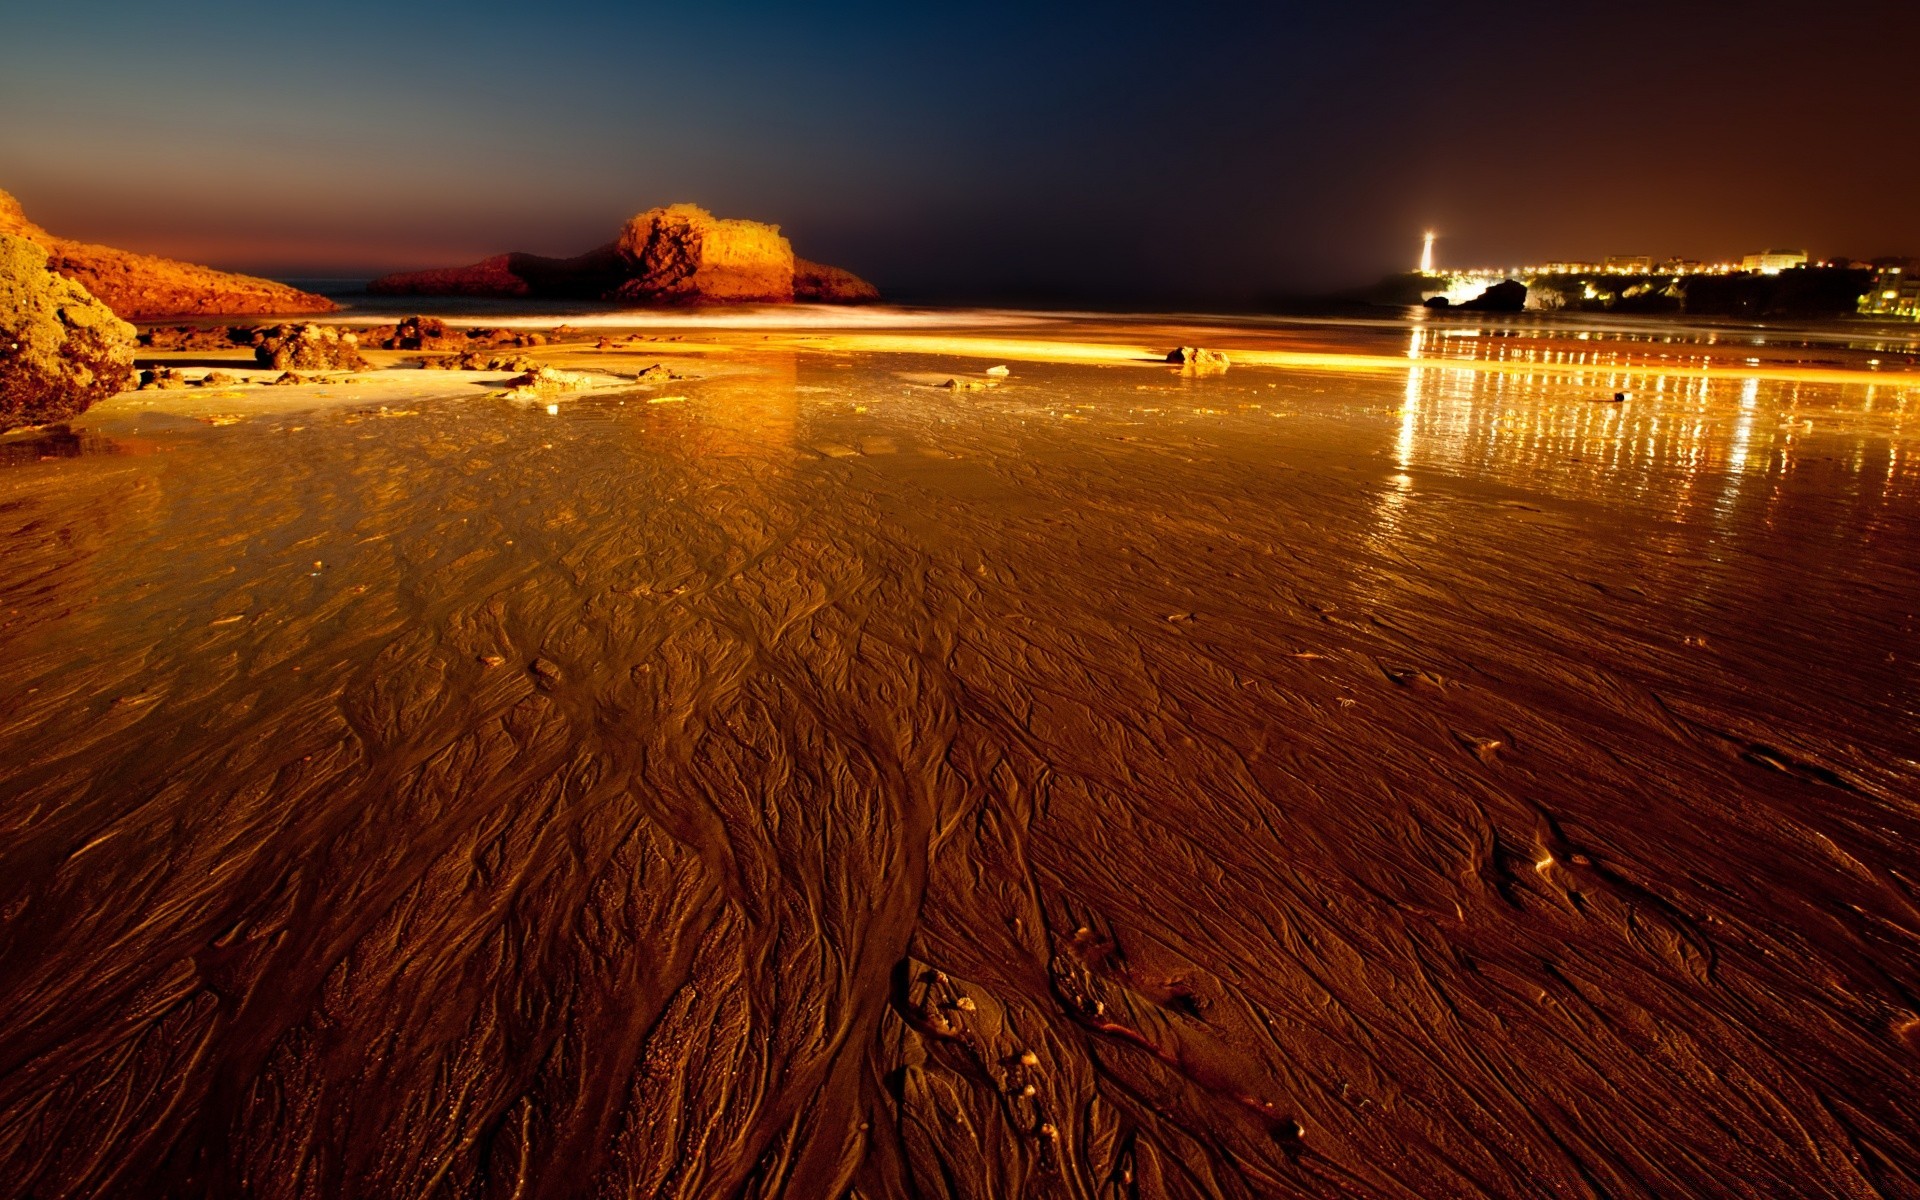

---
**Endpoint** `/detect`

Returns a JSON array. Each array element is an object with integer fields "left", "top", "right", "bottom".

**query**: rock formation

[
  {"left": 1458, "top": 279, "right": 1528, "bottom": 313},
  {"left": 0, "top": 232, "right": 137, "bottom": 432},
  {"left": 251, "top": 324, "right": 369, "bottom": 372},
  {"left": 609, "top": 205, "right": 794, "bottom": 303},
  {"left": 0, "top": 189, "right": 335, "bottom": 320},
  {"left": 371, "top": 204, "right": 878, "bottom": 305}
]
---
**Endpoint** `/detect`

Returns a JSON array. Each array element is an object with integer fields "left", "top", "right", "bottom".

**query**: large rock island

[
  {"left": 0, "top": 189, "right": 335, "bottom": 319},
  {"left": 371, "top": 203, "right": 879, "bottom": 305}
]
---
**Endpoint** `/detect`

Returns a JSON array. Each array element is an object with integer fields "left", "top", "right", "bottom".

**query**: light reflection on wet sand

[{"left": 1, "top": 319, "right": 1917, "bottom": 1198}]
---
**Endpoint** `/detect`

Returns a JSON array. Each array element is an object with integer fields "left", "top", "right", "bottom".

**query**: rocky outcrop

[
  {"left": 251, "top": 324, "right": 369, "bottom": 372},
  {"left": 0, "top": 189, "right": 336, "bottom": 320},
  {"left": 370, "top": 204, "right": 877, "bottom": 305},
  {"left": 366, "top": 315, "right": 460, "bottom": 351},
  {"left": 1, "top": 233, "right": 136, "bottom": 432},
  {"left": 796, "top": 257, "right": 881, "bottom": 303}
]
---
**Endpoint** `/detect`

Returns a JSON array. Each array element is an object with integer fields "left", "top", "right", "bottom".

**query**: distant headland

[{"left": 0, "top": 188, "right": 335, "bottom": 319}]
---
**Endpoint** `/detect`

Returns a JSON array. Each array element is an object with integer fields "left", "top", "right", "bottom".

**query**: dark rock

[
  {"left": 138, "top": 367, "right": 189, "bottom": 390},
  {"left": 1459, "top": 280, "right": 1528, "bottom": 312},
  {"left": 270, "top": 371, "right": 306, "bottom": 386},
  {"left": 1, "top": 232, "right": 137, "bottom": 432}
]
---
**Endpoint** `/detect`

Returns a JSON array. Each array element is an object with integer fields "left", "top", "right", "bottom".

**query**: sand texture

[{"left": 1, "top": 314, "right": 1917, "bottom": 1198}]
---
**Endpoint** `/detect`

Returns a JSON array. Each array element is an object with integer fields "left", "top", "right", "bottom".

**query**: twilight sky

[{"left": 3, "top": 0, "right": 1915, "bottom": 300}]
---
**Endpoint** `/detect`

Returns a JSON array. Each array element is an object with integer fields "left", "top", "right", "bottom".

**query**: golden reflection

[{"left": 1368, "top": 342, "right": 1920, "bottom": 564}]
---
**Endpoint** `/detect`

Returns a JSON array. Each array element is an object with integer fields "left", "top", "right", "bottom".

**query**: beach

[{"left": 2, "top": 308, "right": 1917, "bottom": 1198}]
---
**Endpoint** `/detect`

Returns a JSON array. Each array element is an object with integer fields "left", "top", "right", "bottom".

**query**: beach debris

[
  {"left": 137, "top": 366, "right": 189, "bottom": 390},
  {"left": 986, "top": 364, "right": 1011, "bottom": 377},
  {"left": 251, "top": 323, "right": 368, "bottom": 372},
  {"left": 1455, "top": 732, "right": 1505, "bottom": 764},
  {"left": 941, "top": 376, "right": 994, "bottom": 391},
  {"left": 1607, "top": 391, "right": 1629, "bottom": 402},
  {"left": 1166, "top": 346, "right": 1230, "bottom": 372}
]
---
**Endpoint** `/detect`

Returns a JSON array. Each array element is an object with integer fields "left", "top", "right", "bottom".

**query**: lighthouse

[{"left": 1419, "top": 231, "right": 1436, "bottom": 274}]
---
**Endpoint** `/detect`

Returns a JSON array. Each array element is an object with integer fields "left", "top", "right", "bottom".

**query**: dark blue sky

[{"left": 4, "top": 1, "right": 1915, "bottom": 298}]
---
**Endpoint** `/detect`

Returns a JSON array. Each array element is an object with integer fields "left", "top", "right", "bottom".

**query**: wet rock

[
  {"left": 941, "top": 377, "right": 993, "bottom": 391},
  {"left": 269, "top": 370, "right": 306, "bottom": 386},
  {"left": 0, "top": 232, "right": 136, "bottom": 432},
  {"left": 138, "top": 367, "right": 189, "bottom": 390},
  {"left": 1166, "top": 346, "right": 1230, "bottom": 372},
  {"left": 251, "top": 324, "right": 369, "bottom": 372},
  {"left": 199, "top": 370, "right": 239, "bottom": 387}
]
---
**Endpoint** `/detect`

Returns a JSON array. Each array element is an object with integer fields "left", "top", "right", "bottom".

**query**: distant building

[
  {"left": 1860, "top": 265, "right": 1920, "bottom": 318},
  {"left": 1604, "top": 255, "right": 1653, "bottom": 272},
  {"left": 1741, "top": 249, "right": 1808, "bottom": 274}
]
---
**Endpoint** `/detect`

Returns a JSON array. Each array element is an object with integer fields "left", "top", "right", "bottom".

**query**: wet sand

[{"left": 2, "top": 313, "right": 1918, "bottom": 1198}]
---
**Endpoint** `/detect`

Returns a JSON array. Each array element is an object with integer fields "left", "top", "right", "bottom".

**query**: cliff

[
  {"left": 371, "top": 204, "right": 878, "bottom": 305},
  {"left": 0, "top": 189, "right": 336, "bottom": 320}
]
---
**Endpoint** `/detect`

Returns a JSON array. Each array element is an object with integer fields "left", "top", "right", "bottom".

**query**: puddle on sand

[{"left": 0, "top": 426, "right": 128, "bottom": 467}]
